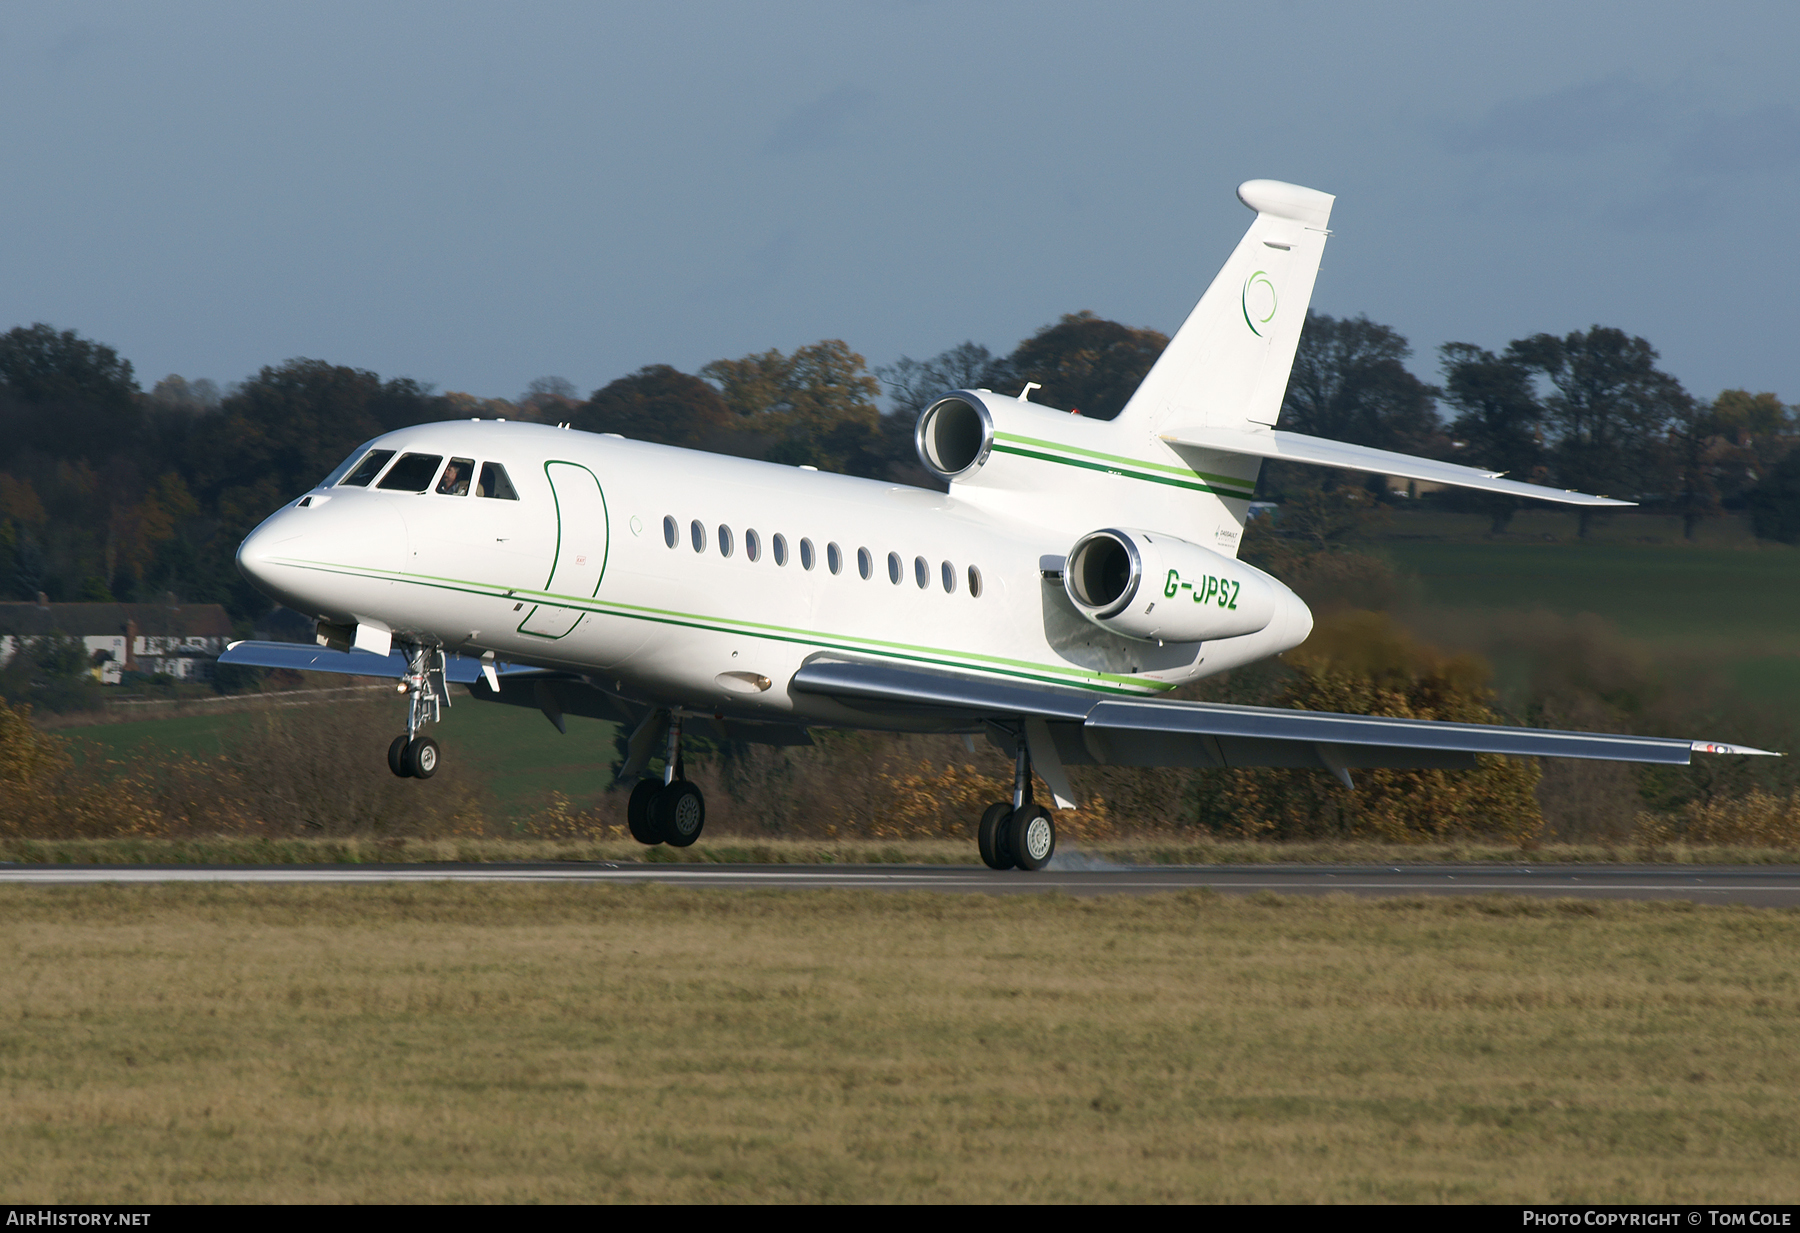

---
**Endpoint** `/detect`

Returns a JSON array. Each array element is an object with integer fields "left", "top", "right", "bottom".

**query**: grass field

[
  {"left": 2, "top": 884, "right": 1797, "bottom": 1203},
  {"left": 60, "top": 691, "right": 619, "bottom": 819},
  {"left": 1377, "top": 509, "right": 1800, "bottom": 649},
  {"left": 1388, "top": 539, "right": 1800, "bottom": 649},
  {"left": 1371, "top": 510, "right": 1800, "bottom": 724}
]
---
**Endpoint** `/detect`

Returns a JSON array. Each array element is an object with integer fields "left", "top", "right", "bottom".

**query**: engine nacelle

[
  {"left": 1064, "top": 527, "right": 1281, "bottom": 643},
  {"left": 915, "top": 394, "right": 994, "bottom": 481}
]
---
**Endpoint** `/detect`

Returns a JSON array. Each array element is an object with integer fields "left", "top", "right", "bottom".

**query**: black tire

[
  {"left": 404, "top": 736, "right": 440, "bottom": 780},
  {"left": 627, "top": 779, "right": 664, "bottom": 845},
  {"left": 977, "top": 801, "right": 1016, "bottom": 870},
  {"left": 388, "top": 734, "right": 413, "bottom": 778},
  {"left": 1006, "top": 804, "right": 1055, "bottom": 871},
  {"left": 653, "top": 781, "right": 705, "bottom": 848}
]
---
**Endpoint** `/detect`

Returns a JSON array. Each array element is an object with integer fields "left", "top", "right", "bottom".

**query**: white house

[{"left": 0, "top": 598, "right": 234, "bottom": 684}]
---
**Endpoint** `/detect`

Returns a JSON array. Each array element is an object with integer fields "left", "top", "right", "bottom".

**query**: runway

[{"left": 4, "top": 861, "right": 1800, "bottom": 906}]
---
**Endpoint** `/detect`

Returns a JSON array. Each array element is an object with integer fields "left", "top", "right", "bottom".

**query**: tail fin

[{"left": 1115, "top": 180, "right": 1334, "bottom": 436}]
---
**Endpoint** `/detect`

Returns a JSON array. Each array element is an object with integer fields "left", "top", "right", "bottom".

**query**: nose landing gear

[
  {"left": 976, "top": 732, "right": 1057, "bottom": 871},
  {"left": 625, "top": 713, "right": 706, "bottom": 847},
  {"left": 387, "top": 644, "right": 449, "bottom": 779}
]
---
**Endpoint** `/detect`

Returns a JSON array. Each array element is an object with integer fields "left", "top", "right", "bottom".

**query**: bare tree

[
  {"left": 876, "top": 341, "right": 998, "bottom": 418},
  {"left": 520, "top": 376, "right": 580, "bottom": 421}
]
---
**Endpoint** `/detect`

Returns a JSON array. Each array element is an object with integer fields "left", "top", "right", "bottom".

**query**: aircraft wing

[
  {"left": 1160, "top": 425, "right": 1635, "bottom": 507},
  {"left": 789, "top": 660, "right": 1775, "bottom": 785},
  {"left": 218, "top": 640, "right": 548, "bottom": 685}
]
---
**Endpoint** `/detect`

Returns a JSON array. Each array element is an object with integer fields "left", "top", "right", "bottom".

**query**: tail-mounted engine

[
  {"left": 1064, "top": 527, "right": 1280, "bottom": 643},
  {"left": 915, "top": 394, "right": 994, "bottom": 482},
  {"left": 912, "top": 389, "right": 1263, "bottom": 547}
]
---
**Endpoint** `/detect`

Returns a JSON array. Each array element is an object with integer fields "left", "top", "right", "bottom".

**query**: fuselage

[{"left": 236, "top": 419, "right": 1310, "bottom": 731}]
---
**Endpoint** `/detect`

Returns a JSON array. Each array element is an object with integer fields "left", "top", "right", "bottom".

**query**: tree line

[{"left": 1, "top": 309, "right": 1796, "bottom": 628}]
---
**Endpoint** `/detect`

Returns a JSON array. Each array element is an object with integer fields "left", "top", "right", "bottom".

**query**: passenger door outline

[{"left": 518, "top": 461, "right": 608, "bottom": 639}]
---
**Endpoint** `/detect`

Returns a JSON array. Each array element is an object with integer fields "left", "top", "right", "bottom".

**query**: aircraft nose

[
  {"left": 236, "top": 495, "right": 409, "bottom": 615},
  {"left": 236, "top": 509, "right": 301, "bottom": 600}
]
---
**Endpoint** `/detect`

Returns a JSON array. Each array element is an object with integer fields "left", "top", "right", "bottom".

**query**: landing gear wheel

[
  {"left": 388, "top": 734, "right": 413, "bottom": 778},
  {"left": 1006, "top": 804, "right": 1055, "bottom": 871},
  {"left": 404, "top": 736, "right": 439, "bottom": 780},
  {"left": 627, "top": 779, "right": 665, "bottom": 845},
  {"left": 654, "top": 781, "right": 706, "bottom": 848},
  {"left": 978, "top": 801, "right": 1016, "bottom": 870}
]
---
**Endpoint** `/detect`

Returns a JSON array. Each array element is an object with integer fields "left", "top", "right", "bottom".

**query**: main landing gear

[
  {"left": 627, "top": 713, "right": 706, "bottom": 847},
  {"left": 977, "top": 734, "right": 1057, "bottom": 872},
  {"left": 387, "top": 644, "right": 449, "bottom": 779}
]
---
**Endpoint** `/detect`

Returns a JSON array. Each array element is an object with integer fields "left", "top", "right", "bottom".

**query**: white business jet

[{"left": 224, "top": 179, "right": 1773, "bottom": 870}]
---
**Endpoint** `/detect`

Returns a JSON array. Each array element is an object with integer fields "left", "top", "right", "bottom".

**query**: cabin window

[
  {"left": 887, "top": 552, "right": 902, "bottom": 585},
  {"left": 377, "top": 453, "right": 444, "bottom": 492},
  {"left": 338, "top": 449, "right": 395, "bottom": 487},
  {"left": 745, "top": 529, "right": 760, "bottom": 562},
  {"left": 941, "top": 561, "right": 956, "bottom": 593},
  {"left": 801, "top": 538, "right": 817, "bottom": 570},
  {"left": 772, "top": 533, "right": 788, "bottom": 566},
  {"left": 477, "top": 462, "right": 518, "bottom": 500},
  {"left": 436, "top": 458, "right": 475, "bottom": 496},
  {"left": 968, "top": 565, "right": 983, "bottom": 598},
  {"left": 827, "top": 542, "right": 842, "bottom": 575},
  {"left": 914, "top": 556, "right": 929, "bottom": 589},
  {"left": 857, "top": 547, "right": 872, "bottom": 580},
  {"left": 691, "top": 520, "right": 706, "bottom": 553},
  {"left": 718, "top": 525, "right": 734, "bottom": 558},
  {"left": 663, "top": 516, "right": 677, "bottom": 548}
]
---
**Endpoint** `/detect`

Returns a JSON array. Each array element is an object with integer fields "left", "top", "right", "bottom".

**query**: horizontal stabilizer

[
  {"left": 791, "top": 660, "right": 1774, "bottom": 772},
  {"left": 219, "top": 640, "right": 544, "bottom": 684},
  {"left": 1161, "top": 425, "right": 1635, "bottom": 507}
]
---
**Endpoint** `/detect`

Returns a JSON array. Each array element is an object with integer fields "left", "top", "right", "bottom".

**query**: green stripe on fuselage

[{"left": 268, "top": 557, "right": 1179, "bottom": 696}]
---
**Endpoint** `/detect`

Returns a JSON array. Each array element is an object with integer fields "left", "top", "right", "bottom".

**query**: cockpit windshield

[
  {"left": 337, "top": 449, "right": 396, "bottom": 487},
  {"left": 327, "top": 446, "right": 522, "bottom": 499},
  {"left": 322, "top": 441, "right": 381, "bottom": 487},
  {"left": 377, "top": 454, "right": 445, "bottom": 492}
]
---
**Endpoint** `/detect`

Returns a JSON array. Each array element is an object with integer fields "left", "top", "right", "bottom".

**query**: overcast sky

[{"left": 3, "top": 1, "right": 1796, "bottom": 408}]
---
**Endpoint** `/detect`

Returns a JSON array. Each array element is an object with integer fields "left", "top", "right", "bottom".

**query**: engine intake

[
  {"left": 915, "top": 396, "right": 993, "bottom": 481},
  {"left": 1064, "top": 528, "right": 1279, "bottom": 643}
]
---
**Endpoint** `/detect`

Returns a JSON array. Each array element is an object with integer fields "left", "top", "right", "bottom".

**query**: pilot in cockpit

[{"left": 436, "top": 459, "right": 472, "bottom": 496}]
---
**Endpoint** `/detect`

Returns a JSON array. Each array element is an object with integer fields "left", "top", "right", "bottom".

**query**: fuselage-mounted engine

[
  {"left": 915, "top": 394, "right": 994, "bottom": 481},
  {"left": 1063, "top": 527, "right": 1291, "bottom": 644}
]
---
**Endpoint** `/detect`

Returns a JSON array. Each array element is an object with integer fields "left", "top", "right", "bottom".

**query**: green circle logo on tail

[{"left": 1241, "top": 270, "right": 1277, "bottom": 337}]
